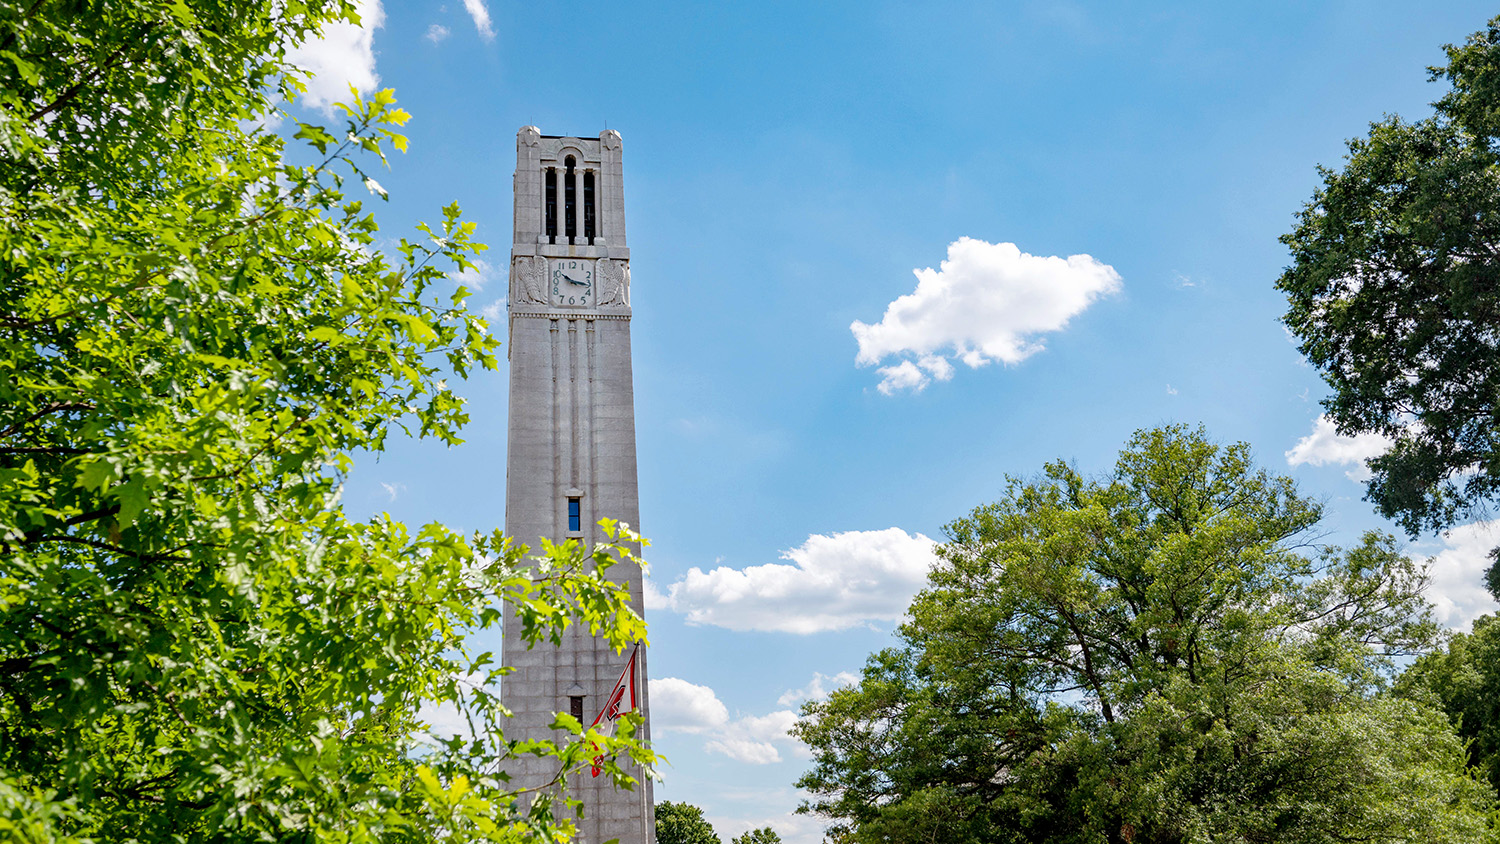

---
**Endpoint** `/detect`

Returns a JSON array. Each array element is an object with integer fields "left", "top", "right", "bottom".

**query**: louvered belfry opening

[
  {"left": 564, "top": 155, "right": 577, "bottom": 244},
  {"left": 545, "top": 168, "right": 557, "bottom": 243}
]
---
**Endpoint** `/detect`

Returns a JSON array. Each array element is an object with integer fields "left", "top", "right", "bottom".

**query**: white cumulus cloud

[
  {"left": 852, "top": 237, "right": 1121, "bottom": 394},
  {"left": 425, "top": 23, "right": 451, "bottom": 43},
  {"left": 1413, "top": 521, "right": 1500, "bottom": 630},
  {"left": 736, "top": 710, "right": 800, "bottom": 743},
  {"left": 642, "top": 577, "right": 671, "bottom": 610},
  {"left": 704, "top": 709, "right": 800, "bottom": 764},
  {"left": 649, "top": 677, "right": 729, "bottom": 733},
  {"left": 654, "top": 528, "right": 938, "bottom": 633},
  {"left": 285, "top": 0, "right": 385, "bottom": 115},
  {"left": 449, "top": 257, "right": 497, "bottom": 291},
  {"left": 874, "top": 355, "right": 954, "bottom": 395},
  {"left": 650, "top": 677, "right": 802, "bottom": 765},
  {"left": 777, "top": 671, "right": 860, "bottom": 707},
  {"left": 874, "top": 360, "right": 927, "bottom": 395},
  {"left": 1286, "top": 414, "right": 1393, "bottom": 481},
  {"left": 462, "top": 0, "right": 496, "bottom": 40},
  {"left": 705, "top": 737, "right": 783, "bottom": 765},
  {"left": 414, "top": 672, "right": 493, "bottom": 745}
]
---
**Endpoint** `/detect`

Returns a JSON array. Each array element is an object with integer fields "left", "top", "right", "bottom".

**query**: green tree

[
  {"left": 0, "top": 1, "right": 653, "bottom": 840},
  {"left": 794, "top": 426, "right": 1495, "bottom": 844},
  {"left": 1277, "top": 16, "right": 1500, "bottom": 597},
  {"left": 1397, "top": 614, "right": 1500, "bottom": 795},
  {"left": 731, "top": 826, "right": 782, "bottom": 844},
  {"left": 656, "top": 801, "right": 722, "bottom": 844}
]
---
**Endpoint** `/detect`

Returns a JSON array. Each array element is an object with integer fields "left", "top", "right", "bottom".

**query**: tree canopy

[
  {"left": 1277, "top": 16, "right": 1500, "bottom": 596},
  {"left": 794, "top": 426, "right": 1495, "bottom": 844},
  {"left": 656, "top": 801, "right": 722, "bottom": 844},
  {"left": 1397, "top": 613, "right": 1500, "bottom": 796},
  {"left": 730, "top": 826, "right": 782, "bottom": 844},
  {"left": 0, "top": 1, "right": 652, "bottom": 840}
]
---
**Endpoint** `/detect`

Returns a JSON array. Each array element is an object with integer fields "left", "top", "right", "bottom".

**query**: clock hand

[{"left": 563, "top": 274, "right": 591, "bottom": 287}]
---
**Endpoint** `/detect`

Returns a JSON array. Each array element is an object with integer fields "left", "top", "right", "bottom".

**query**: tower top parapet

[{"left": 513, "top": 128, "right": 625, "bottom": 254}]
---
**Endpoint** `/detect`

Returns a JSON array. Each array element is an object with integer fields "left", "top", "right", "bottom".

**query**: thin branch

[
  {"left": 24, "top": 533, "right": 187, "bottom": 562},
  {"left": 28, "top": 25, "right": 152, "bottom": 123},
  {"left": 0, "top": 401, "right": 95, "bottom": 439}
]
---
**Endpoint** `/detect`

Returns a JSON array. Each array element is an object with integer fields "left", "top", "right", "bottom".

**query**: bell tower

[{"left": 503, "top": 126, "right": 652, "bottom": 843}]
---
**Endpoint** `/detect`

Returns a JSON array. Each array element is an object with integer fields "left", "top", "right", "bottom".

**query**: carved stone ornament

[
  {"left": 510, "top": 256, "right": 548, "bottom": 305},
  {"left": 601, "top": 129, "right": 622, "bottom": 151},
  {"left": 518, "top": 125, "right": 541, "bottom": 147},
  {"left": 596, "top": 259, "right": 630, "bottom": 307}
]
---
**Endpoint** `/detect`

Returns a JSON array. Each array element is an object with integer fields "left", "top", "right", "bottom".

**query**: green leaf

[
  {"left": 293, "top": 121, "right": 336, "bottom": 154},
  {"left": 75, "top": 457, "right": 118, "bottom": 493},
  {"left": 114, "top": 474, "right": 149, "bottom": 527},
  {"left": 3, "top": 51, "right": 40, "bottom": 85}
]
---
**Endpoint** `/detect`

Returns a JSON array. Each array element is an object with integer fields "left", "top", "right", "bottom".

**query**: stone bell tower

[{"left": 502, "top": 126, "right": 652, "bottom": 843}]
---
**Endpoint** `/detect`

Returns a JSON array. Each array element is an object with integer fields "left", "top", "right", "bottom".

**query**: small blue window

[{"left": 567, "top": 498, "right": 581, "bottom": 532}]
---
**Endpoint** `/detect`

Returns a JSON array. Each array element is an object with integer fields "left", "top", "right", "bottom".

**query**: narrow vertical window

[
  {"left": 570, "top": 695, "right": 584, "bottom": 722},
  {"left": 564, "top": 156, "right": 577, "bottom": 243},
  {"left": 567, "top": 497, "right": 581, "bottom": 532},
  {"left": 545, "top": 169, "right": 557, "bottom": 243},
  {"left": 583, "top": 171, "right": 596, "bottom": 244}
]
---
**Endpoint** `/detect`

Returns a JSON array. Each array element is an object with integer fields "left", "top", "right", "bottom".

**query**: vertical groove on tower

[
  {"left": 551, "top": 319, "right": 563, "bottom": 537},
  {"left": 568, "top": 319, "right": 579, "bottom": 488},
  {"left": 586, "top": 319, "right": 598, "bottom": 544}
]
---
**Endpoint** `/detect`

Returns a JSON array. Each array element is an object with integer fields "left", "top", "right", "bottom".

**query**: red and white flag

[{"left": 590, "top": 645, "right": 640, "bottom": 777}]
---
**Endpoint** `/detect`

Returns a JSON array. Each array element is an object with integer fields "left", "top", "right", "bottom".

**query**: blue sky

[{"left": 289, "top": 2, "right": 1500, "bottom": 840}]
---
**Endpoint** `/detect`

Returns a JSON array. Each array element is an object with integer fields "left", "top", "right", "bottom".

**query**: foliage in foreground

[
  {"left": 656, "top": 800, "right": 722, "bottom": 844},
  {"left": 1278, "top": 15, "right": 1500, "bottom": 597},
  {"left": 0, "top": 0, "right": 653, "bottom": 840},
  {"left": 795, "top": 426, "right": 1496, "bottom": 844}
]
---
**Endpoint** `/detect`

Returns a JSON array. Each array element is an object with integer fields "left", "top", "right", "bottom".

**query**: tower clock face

[{"left": 550, "top": 258, "right": 594, "bottom": 307}]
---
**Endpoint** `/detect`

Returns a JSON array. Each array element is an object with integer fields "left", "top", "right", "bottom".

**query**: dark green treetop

[
  {"left": 1277, "top": 16, "right": 1500, "bottom": 597},
  {"left": 656, "top": 801, "right": 722, "bottom": 844},
  {"left": 1397, "top": 614, "right": 1500, "bottom": 796},
  {"left": 795, "top": 426, "right": 1494, "bottom": 844}
]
